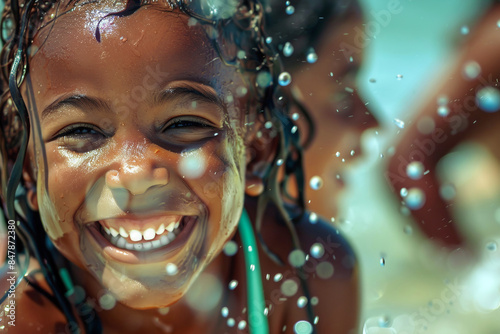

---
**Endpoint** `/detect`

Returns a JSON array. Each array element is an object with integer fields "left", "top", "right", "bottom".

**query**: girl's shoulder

[{"left": 0, "top": 260, "right": 68, "bottom": 333}]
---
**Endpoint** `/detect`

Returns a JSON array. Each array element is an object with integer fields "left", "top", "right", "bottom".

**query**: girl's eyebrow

[
  {"left": 153, "top": 85, "right": 225, "bottom": 110},
  {"left": 41, "top": 94, "right": 111, "bottom": 120}
]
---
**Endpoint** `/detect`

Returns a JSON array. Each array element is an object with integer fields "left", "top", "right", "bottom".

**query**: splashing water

[
  {"left": 476, "top": 87, "right": 500, "bottom": 112},
  {"left": 404, "top": 188, "right": 426, "bottom": 210},
  {"left": 310, "top": 243, "right": 325, "bottom": 258},
  {"left": 463, "top": 61, "right": 481, "bottom": 80},
  {"left": 288, "top": 249, "right": 306, "bottom": 267},
  {"left": 286, "top": 5, "right": 295, "bottom": 15},
  {"left": 256, "top": 71, "right": 273, "bottom": 88},
  {"left": 406, "top": 161, "right": 424, "bottom": 180},
  {"left": 223, "top": 240, "right": 238, "bottom": 256},
  {"left": 309, "top": 176, "right": 323, "bottom": 190},
  {"left": 393, "top": 118, "right": 405, "bottom": 129},
  {"left": 228, "top": 280, "right": 238, "bottom": 290},
  {"left": 294, "top": 320, "right": 313, "bottom": 334},
  {"left": 281, "top": 279, "right": 299, "bottom": 297},
  {"left": 437, "top": 105, "right": 450, "bottom": 117},
  {"left": 278, "top": 72, "right": 292, "bottom": 86},
  {"left": 306, "top": 49, "right": 318, "bottom": 64},
  {"left": 283, "top": 42, "right": 294, "bottom": 57},
  {"left": 165, "top": 263, "right": 178, "bottom": 276},
  {"left": 297, "top": 296, "right": 308, "bottom": 308}
]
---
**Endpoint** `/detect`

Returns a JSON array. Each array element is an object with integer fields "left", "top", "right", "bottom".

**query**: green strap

[{"left": 238, "top": 208, "right": 269, "bottom": 334}]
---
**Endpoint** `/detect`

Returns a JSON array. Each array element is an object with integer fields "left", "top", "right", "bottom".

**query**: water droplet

[
  {"left": 404, "top": 188, "right": 426, "bottom": 210},
  {"left": 497, "top": 20, "right": 500, "bottom": 28},
  {"left": 265, "top": 36, "right": 273, "bottom": 44},
  {"left": 437, "top": 95, "right": 449, "bottom": 105},
  {"left": 281, "top": 279, "right": 299, "bottom": 296},
  {"left": 276, "top": 159, "right": 284, "bottom": 166},
  {"left": 278, "top": 71, "right": 292, "bottom": 86},
  {"left": 228, "top": 280, "right": 238, "bottom": 290},
  {"left": 463, "top": 61, "right": 481, "bottom": 80},
  {"left": 306, "top": 49, "right": 318, "bottom": 64},
  {"left": 476, "top": 86, "right": 500, "bottom": 112},
  {"left": 314, "top": 316, "right": 319, "bottom": 325},
  {"left": 406, "top": 161, "right": 424, "bottom": 180},
  {"left": 288, "top": 249, "right": 306, "bottom": 267},
  {"left": 393, "top": 118, "right": 405, "bottom": 129},
  {"left": 309, "top": 212, "right": 318, "bottom": 224},
  {"left": 292, "top": 113, "right": 299, "bottom": 121},
  {"left": 440, "top": 183, "right": 456, "bottom": 201},
  {"left": 400, "top": 188, "right": 408, "bottom": 197},
  {"left": 291, "top": 125, "right": 298, "bottom": 134},
  {"left": 335, "top": 151, "right": 340, "bottom": 157},
  {"left": 310, "top": 296, "right": 319, "bottom": 305},
  {"left": 286, "top": 5, "right": 295, "bottom": 15},
  {"left": 238, "top": 320, "right": 247, "bottom": 330},
  {"left": 227, "top": 318, "right": 235, "bottom": 327},
  {"left": 297, "top": 296, "right": 308, "bottom": 308},
  {"left": 461, "top": 25, "right": 469, "bottom": 35},
  {"left": 98, "top": 293, "right": 116, "bottom": 310},
  {"left": 237, "top": 50, "right": 246, "bottom": 59},
  {"left": 378, "top": 315, "right": 390, "bottom": 327},
  {"left": 404, "top": 225, "right": 413, "bottom": 235},
  {"left": 165, "top": 263, "right": 178, "bottom": 276},
  {"left": 350, "top": 150, "right": 355, "bottom": 156},
  {"left": 236, "top": 86, "right": 248, "bottom": 97},
  {"left": 396, "top": 74, "right": 403, "bottom": 80},
  {"left": 417, "top": 116, "right": 436, "bottom": 134},
  {"left": 380, "top": 256, "right": 386, "bottom": 266},
  {"left": 221, "top": 306, "right": 229, "bottom": 317},
  {"left": 437, "top": 105, "right": 450, "bottom": 117},
  {"left": 223, "top": 240, "right": 238, "bottom": 256},
  {"left": 309, "top": 176, "right": 323, "bottom": 190},
  {"left": 283, "top": 42, "right": 294, "bottom": 57},
  {"left": 158, "top": 307, "right": 170, "bottom": 315},
  {"left": 256, "top": 71, "right": 273, "bottom": 88},
  {"left": 274, "top": 273, "right": 283, "bottom": 282},
  {"left": 310, "top": 243, "right": 325, "bottom": 258},
  {"left": 316, "top": 262, "right": 334, "bottom": 279},
  {"left": 486, "top": 241, "right": 497, "bottom": 251},
  {"left": 179, "top": 151, "right": 207, "bottom": 179},
  {"left": 294, "top": 320, "right": 313, "bottom": 334},
  {"left": 264, "top": 121, "right": 273, "bottom": 129},
  {"left": 369, "top": 78, "right": 376, "bottom": 83}
]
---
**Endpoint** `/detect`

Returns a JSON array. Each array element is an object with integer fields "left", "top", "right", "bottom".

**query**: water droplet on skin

[
  {"left": 437, "top": 105, "right": 450, "bottom": 117},
  {"left": 165, "top": 263, "right": 178, "bottom": 276},
  {"left": 406, "top": 161, "right": 424, "bottom": 180},
  {"left": 350, "top": 150, "right": 355, "bottom": 156},
  {"left": 281, "top": 279, "right": 299, "bottom": 296},
  {"left": 335, "top": 151, "right": 340, "bottom": 157},
  {"left": 265, "top": 36, "right": 272, "bottom": 44},
  {"left": 283, "top": 42, "right": 294, "bottom": 57},
  {"left": 227, "top": 318, "right": 235, "bottom": 327},
  {"left": 461, "top": 25, "right": 469, "bottom": 35},
  {"left": 237, "top": 50, "right": 246, "bottom": 59},
  {"left": 316, "top": 262, "right": 334, "bottom": 279},
  {"left": 309, "top": 212, "right": 318, "bottom": 224},
  {"left": 278, "top": 72, "right": 292, "bottom": 86},
  {"left": 396, "top": 74, "right": 403, "bottom": 80},
  {"left": 274, "top": 273, "right": 283, "bottom": 282},
  {"left": 264, "top": 121, "right": 273, "bottom": 129},
  {"left": 297, "top": 296, "right": 308, "bottom": 308},
  {"left": 238, "top": 320, "right": 247, "bottom": 330},
  {"left": 314, "top": 316, "right": 319, "bottom": 325},
  {"left": 292, "top": 113, "right": 299, "bottom": 121},
  {"left": 223, "top": 240, "right": 238, "bottom": 256},
  {"left": 309, "top": 176, "right": 323, "bottom": 190},
  {"left": 276, "top": 159, "right": 284, "bottom": 166},
  {"left": 497, "top": 20, "right": 500, "bottom": 28},
  {"left": 228, "top": 280, "right": 238, "bottom": 290},
  {"left": 221, "top": 306, "right": 229, "bottom": 317},
  {"left": 310, "top": 243, "right": 325, "bottom": 258},
  {"left": 404, "top": 188, "right": 426, "bottom": 210},
  {"left": 98, "top": 293, "right": 116, "bottom": 310},
  {"left": 437, "top": 95, "right": 449, "bottom": 105},
  {"left": 294, "top": 320, "right": 313, "bottom": 334},
  {"left": 400, "top": 188, "right": 408, "bottom": 197},
  {"left": 310, "top": 296, "right": 319, "bottom": 305},
  {"left": 256, "top": 71, "right": 273, "bottom": 88},
  {"left": 486, "top": 241, "right": 497, "bottom": 251},
  {"left": 286, "top": 5, "right": 295, "bottom": 15},
  {"left": 306, "top": 50, "right": 318, "bottom": 64},
  {"left": 178, "top": 151, "right": 207, "bottom": 179},
  {"left": 393, "top": 118, "right": 405, "bottom": 129},
  {"left": 291, "top": 125, "right": 298, "bottom": 134},
  {"left": 463, "top": 61, "right": 481, "bottom": 80},
  {"left": 476, "top": 87, "right": 500, "bottom": 112},
  {"left": 288, "top": 249, "right": 306, "bottom": 267}
]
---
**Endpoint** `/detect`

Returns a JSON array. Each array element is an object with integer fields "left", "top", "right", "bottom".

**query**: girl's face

[{"left": 24, "top": 2, "right": 251, "bottom": 308}]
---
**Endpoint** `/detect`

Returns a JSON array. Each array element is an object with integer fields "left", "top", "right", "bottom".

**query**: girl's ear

[
  {"left": 22, "top": 157, "right": 38, "bottom": 211},
  {"left": 245, "top": 125, "right": 279, "bottom": 197}
]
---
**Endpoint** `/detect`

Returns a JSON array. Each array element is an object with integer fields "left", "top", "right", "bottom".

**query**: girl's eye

[
  {"left": 161, "top": 117, "right": 219, "bottom": 145},
  {"left": 54, "top": 124, "right": 107, "bottom": 153}
]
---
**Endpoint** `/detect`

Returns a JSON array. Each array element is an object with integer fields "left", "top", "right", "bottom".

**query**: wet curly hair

[{"left": 0, "top": 0, "right": 315, "bottom": 332}]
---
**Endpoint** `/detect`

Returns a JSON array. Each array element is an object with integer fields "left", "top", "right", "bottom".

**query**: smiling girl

[{"left": 0, "top": 1, "right": 358, "bottom": 333}]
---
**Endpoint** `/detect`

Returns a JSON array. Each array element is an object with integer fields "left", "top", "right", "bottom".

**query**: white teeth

[
  {"left": 119, "top": 227, "right": 129, "bottom": 238},
  {"left": 105, "top": 230, "right": 179, "bottom": 251},
  {"left": 109, "top": 227, "right": 119, "bottom": 237},
  {"left": 160, "top": 234, "right": 170, "bottom": 246},
  {"left": 116, "top": 236, "right": 126, "bottom": 248},
  {"left": 175, "top": 221, "right": 180, "bottom": 229},
  {"left": 134, "top": 243, "right": 143, "bottom": 251},
  {"left": 166, "top": 222, "right": 175, "bottom": 232},
  {"left": 103, "top": 226, "right": 111, "bottom": 235},
  {"left": 126, "top": 242, "right": 134, "bottom": 250},
  {"left": 130, "top": 230, "right": 142, "bottom": 242},
  {"left": 156, "top": 224, "right": 165, "bottom": 235},
  {"left": 152, "top": 239, "right": 161, "bottom": 248},
  {"left": 168, "top": 232, "right": 176, "bottom": 242},
  {"left": 143, "top": 228, "right": 156, "bottom": 241}
]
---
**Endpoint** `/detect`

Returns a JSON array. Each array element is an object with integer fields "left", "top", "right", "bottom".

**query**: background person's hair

[{"left": 0, "top": 0, "right": 316, "bottom": 332}]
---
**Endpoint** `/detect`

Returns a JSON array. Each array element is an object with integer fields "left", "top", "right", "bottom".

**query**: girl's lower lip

[{"left": 86, "top": 216, "right": 198, "bottom": 265}]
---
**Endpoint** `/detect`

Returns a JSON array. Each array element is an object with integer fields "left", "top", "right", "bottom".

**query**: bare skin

[
  {"left": 387, "top": 4, "right": 500, "bottom": 249},
  {"left": 0, "top": 2, "right": 358, "bottom": 333}
]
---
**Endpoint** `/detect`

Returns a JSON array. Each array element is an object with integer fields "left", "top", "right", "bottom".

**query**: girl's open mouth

[{"left": 87, "top": 215, "right": 198, "bottom": 264}]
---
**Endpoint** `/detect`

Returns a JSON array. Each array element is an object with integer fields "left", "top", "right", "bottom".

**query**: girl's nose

[{"left": 105, "top": 162, "right": 169, "bottom": 195}]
